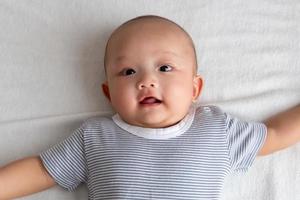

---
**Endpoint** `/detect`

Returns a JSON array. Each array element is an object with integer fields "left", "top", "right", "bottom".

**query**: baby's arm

[
  {"left": 259, "top": 105, "right": 300, "bottom": 155},
  {"left": 0, "top": 156, "right": 56, "bottom": 199}
]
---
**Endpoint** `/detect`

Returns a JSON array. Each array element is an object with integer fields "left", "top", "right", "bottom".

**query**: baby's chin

[{"left": 116, "top": 106, "right": 189, "bottom": 128}]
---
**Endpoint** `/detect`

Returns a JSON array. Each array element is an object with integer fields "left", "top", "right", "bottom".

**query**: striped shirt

[{"left": 40, "top": 106, "right": 267, "bottom": 200}]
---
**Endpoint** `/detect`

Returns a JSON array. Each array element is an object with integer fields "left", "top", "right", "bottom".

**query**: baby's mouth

[{"left": 139, "top": 97, "right": 162, "bottom": 105}]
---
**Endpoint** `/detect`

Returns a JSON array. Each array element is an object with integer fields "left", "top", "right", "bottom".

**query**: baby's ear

[
  {"left": 102, "top": 82, "right": 111, "bottom": 101},
  {"left": 192, "top": 75, "right": 203, "bottom": 102}
]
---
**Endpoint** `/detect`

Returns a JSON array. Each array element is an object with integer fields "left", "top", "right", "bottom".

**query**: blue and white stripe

[{"left": 40, "top": 106, "right": 266, "bottom": 200}]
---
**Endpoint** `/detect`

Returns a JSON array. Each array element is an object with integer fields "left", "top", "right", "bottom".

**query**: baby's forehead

[{"left": 104, "top": 16, "right": 197, "bottom": 71}]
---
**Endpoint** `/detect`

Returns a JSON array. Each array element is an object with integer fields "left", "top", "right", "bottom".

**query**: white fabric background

[{"left": 0, "top": 0, "right": 299, "bottom": 199}]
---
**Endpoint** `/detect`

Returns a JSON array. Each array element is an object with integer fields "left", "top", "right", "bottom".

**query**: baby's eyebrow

[
  {"left": 109, "top": 56, "right": 128, "bottom": 68},
  {"left": 112, "top": 51, "right": 182, "bottom": 67},
  {"left": 110, "top": 56, "right": 131, "bottom": 70},
  {"left": 114, "top": 55, "right": 126, "bottom": 62},
  {"left": 158, "top": 51, "right": 180, "bottom": 57},
  {"left": 147, "top": 50, "right": 180, "bottom": 59}
]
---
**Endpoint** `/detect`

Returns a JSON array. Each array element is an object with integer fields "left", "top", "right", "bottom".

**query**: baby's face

[{"left": 103, "top": 18, "right": 203, "bottom": 128}]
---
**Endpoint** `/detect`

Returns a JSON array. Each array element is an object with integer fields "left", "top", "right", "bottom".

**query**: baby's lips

[{"left": 139, "top": 97, "right": 162, "bottom": 104}]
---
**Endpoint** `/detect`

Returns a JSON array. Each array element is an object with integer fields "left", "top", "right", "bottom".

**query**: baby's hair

[{"left": 104, "top": 15, "right": 198, "bottom": 73}]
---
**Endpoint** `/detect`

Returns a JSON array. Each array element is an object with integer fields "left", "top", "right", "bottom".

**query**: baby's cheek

[
  {"left": 111, "top": 90, "right": 133, "bottom": 109},
  {"left": 170, "top": 83, "right": 194, "bottom": 108}
]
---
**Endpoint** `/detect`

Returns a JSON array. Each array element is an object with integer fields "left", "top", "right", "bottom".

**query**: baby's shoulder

[
  {"left": 195, "top": 105, "right": 226, "bottom": 118},
  {"left": 193, "top": 105, "right": 227, "bottom": 126},
  {"left": 80, "top": 114, "right": 115, "bottom": 130}
]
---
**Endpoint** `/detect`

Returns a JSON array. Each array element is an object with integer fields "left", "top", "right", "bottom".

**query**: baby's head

[{"left": 102, "top": 15, "right": 203, "bottom": 128}]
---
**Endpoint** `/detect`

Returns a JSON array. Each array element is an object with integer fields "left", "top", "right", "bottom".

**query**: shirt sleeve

[
  {"left": 40, "top": 126, "right": 87, "bottom": 191},
  {"left": 225, "top": 113, "right": 267, "bottom": 172}
]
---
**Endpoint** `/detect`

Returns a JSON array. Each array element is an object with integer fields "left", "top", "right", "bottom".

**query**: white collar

[{"left": 112, "top": 105, "right": 196, "bottom": 140}]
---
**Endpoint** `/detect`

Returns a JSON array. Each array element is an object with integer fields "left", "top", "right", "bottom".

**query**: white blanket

[{"left": 0, "top": 0, "right": 299, "bottom": 199}]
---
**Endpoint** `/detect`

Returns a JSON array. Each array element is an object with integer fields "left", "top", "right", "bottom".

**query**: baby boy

[{"left": 0, "top": 15, "right": 299, "bottom": 200}]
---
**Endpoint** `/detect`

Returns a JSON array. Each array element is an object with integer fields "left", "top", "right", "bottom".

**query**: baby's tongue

[{"left": 141, "top": 97, "right": 157, "bottom": 104}]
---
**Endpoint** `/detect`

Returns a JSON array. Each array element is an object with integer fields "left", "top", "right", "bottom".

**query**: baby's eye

[
  {"left": 121, "top": 68, "right": 136, "bottom": 76},
  {"left": 159, "top": 65, "right": 173, "bottom": 72}
]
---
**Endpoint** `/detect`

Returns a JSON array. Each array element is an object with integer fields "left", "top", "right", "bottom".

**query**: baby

[{"left": 0, "top": 15, "right": 300, "bottom": 200}]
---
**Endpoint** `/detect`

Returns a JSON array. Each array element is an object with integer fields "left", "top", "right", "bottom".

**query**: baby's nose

[
  {"left": 138, "top": 83, "right": 156, "bottom": 89},
  {"left": 137, "top": 76, "right": 158, "bottom": 89}
]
